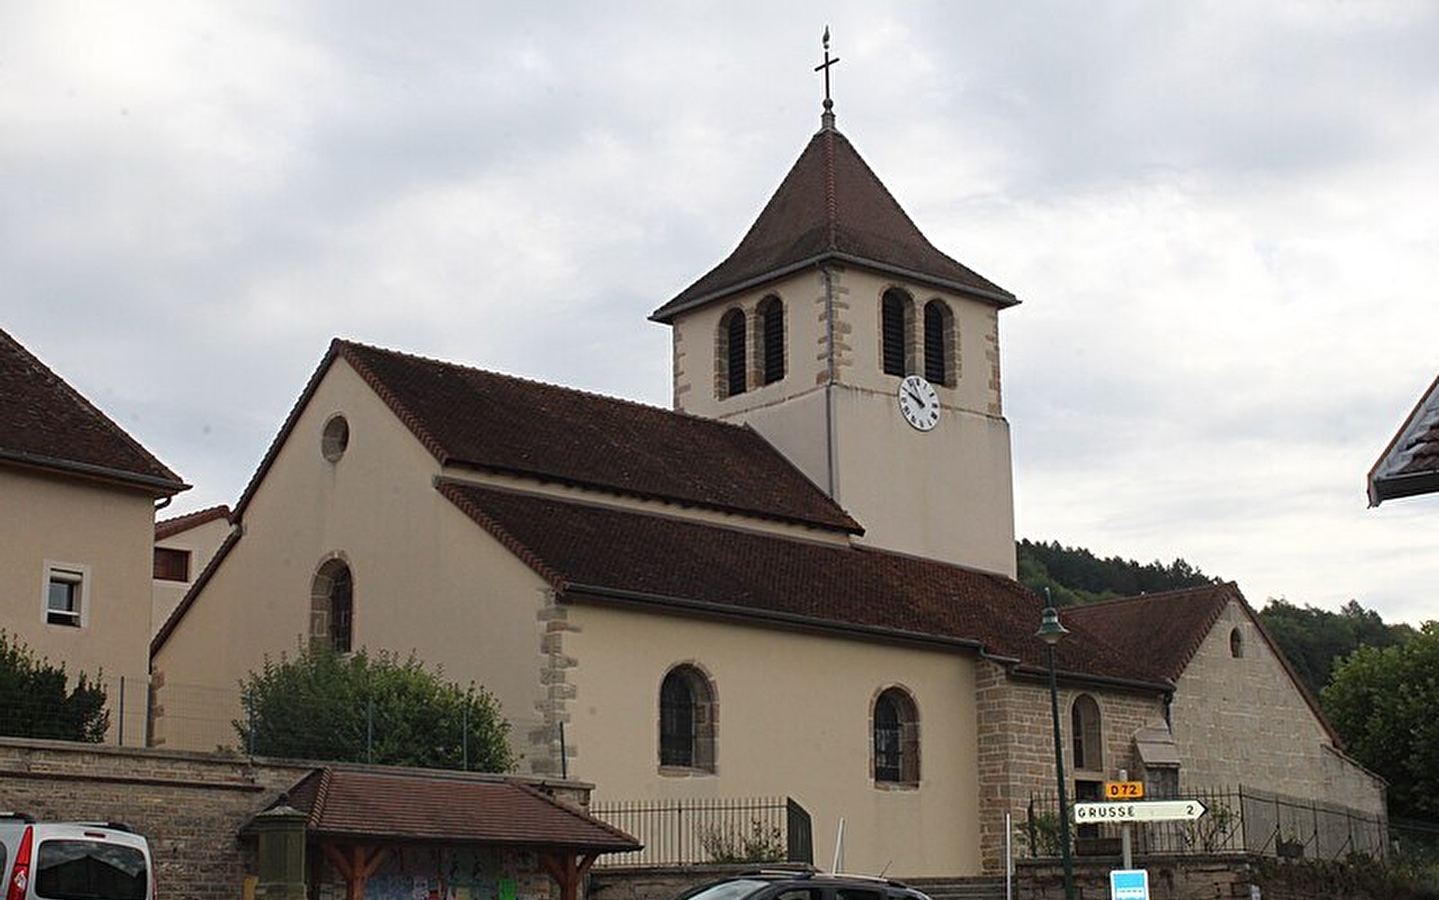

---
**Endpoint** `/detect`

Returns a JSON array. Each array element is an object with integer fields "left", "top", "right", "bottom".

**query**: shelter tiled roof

[
  {"left": 437, "top": 479, "right": 1162, "bottom": 684},
  {"left": 236, "top": 339, "right": 858, "bottom": 534},
  {"left": 155, "top": 504, "right": 232, "bottom": 540},
  {"left": 1369, "top": 374, "right": 1439, "bottom": 505},
  {"left": 264, "top": 767, "right": 640, "bottom": 851},
  {"left": 653, "top": 124, "right": 1016, "bottom": 321},
  {"left": 0, "top": 327, "right": 186, "bottom": 495}
]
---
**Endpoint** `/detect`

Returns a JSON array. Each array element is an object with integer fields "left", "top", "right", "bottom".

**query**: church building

[{"left": 150, "top": 80, "right": 1383, "bottom": 877}]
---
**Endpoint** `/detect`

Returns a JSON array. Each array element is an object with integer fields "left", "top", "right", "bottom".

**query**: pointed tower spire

[{"left": 815, "top": 27, "right": 840, "bottom": 131}]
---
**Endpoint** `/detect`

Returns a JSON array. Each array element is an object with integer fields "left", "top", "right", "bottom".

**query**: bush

[{"left": 0, "top": 630, "right": 108, "bottom": 742}]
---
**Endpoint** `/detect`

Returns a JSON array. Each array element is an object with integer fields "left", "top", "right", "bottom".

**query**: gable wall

[
  {"left": 559, "top": 601, "right": 981, "bottom": 877},
  {"left": 0, "top": 466, "right": 156, "bottom": 744},
  {"left": 151, "top": 361, "right": 553, "bottom": 764},
  {"left": 1170, "top": 600, "right": 1385, "bottom": 813}
]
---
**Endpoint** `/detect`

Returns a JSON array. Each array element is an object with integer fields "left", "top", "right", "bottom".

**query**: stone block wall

[{"left": 0, "top": 737, "right": 595, "bottom": 900}]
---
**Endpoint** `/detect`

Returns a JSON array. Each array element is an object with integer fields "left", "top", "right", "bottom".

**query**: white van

[{"left": 0, "top": 816, "right": 154, "bottom": 900}]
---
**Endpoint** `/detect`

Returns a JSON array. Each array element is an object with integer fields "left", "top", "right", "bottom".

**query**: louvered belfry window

[
  {"left": 759, "top": 296, "right": 785, "bottom": 385},
  {"left": 882, "top": 289, "right": 909, "bottom": 376},
  {"left": 722, "top": 309, "right": 747, "bottom": 397},
  {"left": 924, "top": 299, "right": 950, "bottom": 384}
]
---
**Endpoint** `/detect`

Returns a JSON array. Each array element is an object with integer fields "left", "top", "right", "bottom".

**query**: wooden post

[{"left": 323, "top": 842, "right": 391, "bottom": 900}]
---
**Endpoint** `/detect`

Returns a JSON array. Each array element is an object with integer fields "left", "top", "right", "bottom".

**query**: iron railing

[
  {"left": 1024, "top": 785, "right": 1388, "bottom": 861},
  {"left": 591, "top": 796, "right": 812, "bottom": 868}
]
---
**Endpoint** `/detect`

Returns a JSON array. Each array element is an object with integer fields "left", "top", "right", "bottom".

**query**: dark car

[{"left": 674, "top": 870, "right": 933, "bottom": 900}]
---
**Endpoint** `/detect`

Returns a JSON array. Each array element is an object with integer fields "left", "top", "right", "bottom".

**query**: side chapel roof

[
  {"left": 1368, "top": 373, "right": 1439, "bottom": 505},
  {"left": 233, "top": 339, "right": 860, "bottom": 535},
  {"left": 0, "top": 326, "right": 187, "bottom": 496},
  {"left": 259, "top": 766, "right": 640, "bottom": 851},
  {"left": 651, "top": 122, "right": 1017, "bottom": 321}
]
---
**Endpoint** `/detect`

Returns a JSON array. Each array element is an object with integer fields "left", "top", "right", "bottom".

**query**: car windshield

[
  {"left": 35, "top": 839, "right": 147, "bottom": 900},
  {"left": 680, "top": 879, "right": 771, "bottom": 900}
]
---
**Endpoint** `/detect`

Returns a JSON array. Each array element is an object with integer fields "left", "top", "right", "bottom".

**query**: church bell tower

[{"left": 650, "top": 37, "right": 1019, "bottom": 577}]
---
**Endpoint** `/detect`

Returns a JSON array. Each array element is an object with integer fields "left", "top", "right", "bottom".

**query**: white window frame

[{"left": 43, "top": 561, "right": 90, "bottom": 628}]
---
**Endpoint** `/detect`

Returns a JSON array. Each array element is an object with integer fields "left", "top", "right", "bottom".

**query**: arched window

[
  {"left": 757, "top": 296, "right": 785, "bottom": 385},
  {"left": 923, "top": 299, "right": 955, "bottom": 385},
  {"left": 881, "top": 289, "right": 911, "bottom": 377},
  {"left": 1230, "top": 627, "right": 1244, "bottom": 659},
  {"left": 873, "top": 686, "right": 920, "bottom": 785},
  {"left": 1071, "top": 694, "right": 1103, "bottom": 772},
  {"left": 310, "top": 558, "right": 353, "bottom": 653},
  {"left": 659, "top": 664, "right": 717, "bottom": 771},
  {"left": 718, "top": 309, "right": 747, "bottom": 398}
]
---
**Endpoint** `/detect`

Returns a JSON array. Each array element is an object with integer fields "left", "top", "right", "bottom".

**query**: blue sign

[{"left": 1110, "top": 869, "right": 1149, "bottom": 900}]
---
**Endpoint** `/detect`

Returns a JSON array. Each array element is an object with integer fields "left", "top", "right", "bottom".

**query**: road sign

[
  {"left": 1104, "top": 780, "right": 1145, "bottom": 799},
  {"left": 1074, "top": 799, "right": 1208, "bottom": 823},
  {"left": 1110, "top": 869, "right": 1149, "bottom": 900}
]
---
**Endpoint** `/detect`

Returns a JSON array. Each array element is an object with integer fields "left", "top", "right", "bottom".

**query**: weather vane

[{"left": 815, "top": 26, "right": 840, "bottom": 118}]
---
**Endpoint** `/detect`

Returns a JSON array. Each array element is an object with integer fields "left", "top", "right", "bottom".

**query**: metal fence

[
  {"left": 1024, "top": 785, "right": 1389, "bottom": 861},
  {"left": 591, "top": 797, "right": 813, "bottom": 868}
]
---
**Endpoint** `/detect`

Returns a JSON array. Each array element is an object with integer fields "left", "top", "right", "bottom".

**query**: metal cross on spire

[{"left": 815, "top": 26, "right": 840, "bottom": 128}]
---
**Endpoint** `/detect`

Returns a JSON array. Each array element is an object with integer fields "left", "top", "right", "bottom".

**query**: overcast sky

[{"left": 5, "top": 2, "right": 1437, "bottom": 626}]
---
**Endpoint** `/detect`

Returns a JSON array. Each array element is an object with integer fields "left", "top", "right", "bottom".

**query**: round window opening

[{"left": 321, "top": 415, "right": 350, "bottom": 462}]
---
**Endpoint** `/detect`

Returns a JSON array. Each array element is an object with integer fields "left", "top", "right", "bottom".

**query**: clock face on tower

[{"left": 897, "top": 374, "right": 940, "bottom": 432}]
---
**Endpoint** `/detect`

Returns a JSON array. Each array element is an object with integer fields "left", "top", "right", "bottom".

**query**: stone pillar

[{"left": 253, "top": 804, "right": 307, "bottom": 900}]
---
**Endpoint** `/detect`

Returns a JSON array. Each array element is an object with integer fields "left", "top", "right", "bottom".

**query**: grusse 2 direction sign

[{"left": 1072, "top": 799, "right": 1208, "bottom": 823}]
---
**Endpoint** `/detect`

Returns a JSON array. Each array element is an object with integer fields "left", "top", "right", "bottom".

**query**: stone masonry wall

[
  {"left": 1173, "top": 600, "right": 1386, "bottom": 814},
  {"left": 0, "top": 737, "right": 595, "bottom": 900},
  {"left": 974, "top": 660, "right": 1168, "bottom": 874}
]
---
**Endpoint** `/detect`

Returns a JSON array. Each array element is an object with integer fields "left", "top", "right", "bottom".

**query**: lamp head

[{"left": 1036, "top": 606, "right": 1069, "bottom": 646}]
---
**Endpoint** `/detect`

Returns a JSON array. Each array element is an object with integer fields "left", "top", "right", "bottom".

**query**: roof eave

[
  {"left": 1368, "top": 470, "right": 1439, "bottom": 506},
  {"left": 652, "top": 251, "right": 1019, "bottom": 324},
  {"left": 0, "top": 448, "right": 189, "bottom": 497}
]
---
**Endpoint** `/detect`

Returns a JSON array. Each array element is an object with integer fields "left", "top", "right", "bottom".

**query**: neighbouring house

[
  {"left": 1369, "top": 373, "right": 1439, "bottom": 505},
  {"left": 153, "top": 504, "right": 231, "bottom": 636},
  {"left": 0, "top": 326, "right": 188, "bottom": 744},
  {"left": 148, "top": 97, "right": 1384, "bottom": 878}
]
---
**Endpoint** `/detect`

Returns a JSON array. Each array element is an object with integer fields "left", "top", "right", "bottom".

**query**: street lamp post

[{"left": 1037, "top": 606, "right": 1076, "bottom": 900}]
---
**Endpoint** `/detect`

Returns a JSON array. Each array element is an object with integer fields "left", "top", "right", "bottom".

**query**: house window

[
  {"left": 45, "top": 565, "right": 86, "bottom": 627},
  {"left": 321, "top": 414, "right": 350, "bottom": 462},
  {"left": 881, "top": 289, "right": 911, "bottom": 377},
  {"left": 873, "top": 686, "right": 919, "bottom": 786},
  {"left": 923, "top": 299, "right": 955, "bottom": 385},
  {"left": 153, "top": 547, "right": 191, "bottom": 582},
  {"left": 1230, "top": 627, "right": 1244, "bottom": 658},
  {"left": 310, "top": 558, "right": 354, "bottom": 653},
  {"left": 718, "top": 309, "right": 747, "bottom": 398},
  {"left": 658, "top": 664, "right": 717, "bottom": 772},
  {"left": 1071, "top": 694, "right": 1103, "bottom": 772},
  {"left": 758, "top": 296, "right": 785, "bottom": 385}
]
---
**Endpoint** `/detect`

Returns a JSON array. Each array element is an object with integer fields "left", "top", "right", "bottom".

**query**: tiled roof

[
  {"left": 155, "top": 504, "right": 232, "bottom": 540},
  {"left": 653, "top": 124, "right": 1016, "bottom": 321},
  {"left": 1061, "top": 584, "right": 1234, "bottom": 682},
  {"left": 437, "top": 479, "right": 1161, "bottom": 683},
  {"left": 1369, "top": 373, "right": 1439, "bottom": 505},
  {"left": 261, "top": 767, "right": 640, "bottom": 851},
  {"left": 0, "top": 327, "right": 186, "bottom": 495},
  {"left": 234, "top": 340, "right": 857, "bottom": 533}
]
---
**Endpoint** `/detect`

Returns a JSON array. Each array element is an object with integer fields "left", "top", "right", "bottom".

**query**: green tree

[
  {"left": 1259, "top": 598, "right": 1408, "bottom": 700},
  {"left": 0, "top": 630, "right": 108, "bottom": 742},
  {"left": 1323, "top": 622, "right": 1439, "bottom": 819},
  {"left": 1016, "top": 539, "right": 1220, "bottom": 606},
  {"left": 234, "top": 644, "right": 514, "bottom": 772}
]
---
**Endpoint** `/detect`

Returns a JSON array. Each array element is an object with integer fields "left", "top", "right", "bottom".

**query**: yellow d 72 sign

[{"left": 1104, "top": 780, "right": 1145, "bottom": 799}]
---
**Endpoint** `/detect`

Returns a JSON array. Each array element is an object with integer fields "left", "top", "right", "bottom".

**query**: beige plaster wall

[
  {"left": 152, "top": 514, "right": 233, "bottom": 637},
  {"left": 667, "top": 266, "right": 1015, "bottom": 576},
  {"left": 0, "top": 467, "right": 156, "bottom": 743},
  {"left": 559, "top": 601, "right": 982, "bottom": 877},
  {"left": 151, "top": 361, "right": 553, "bottom": 766},
  {"left": 1170, "top": 600, "right": 1386, "bottom": 814}
]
